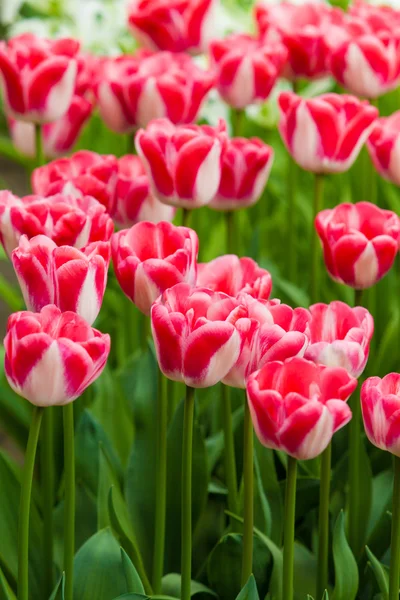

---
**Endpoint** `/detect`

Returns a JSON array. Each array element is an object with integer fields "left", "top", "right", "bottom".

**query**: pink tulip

[
  {"left": 151, "top": 283, "right": 241, "bottom": 387},
  {"left": 4, "top": 305, "right": 110, "bottom": 406},
  {"left": 0, "top": 191, "right": 114, "bottom": 257},
  {"left": 12, "top": 235, "right": 110, "bottom": 325},
  {"left": 0, "top": 33, "right": 79, "bottom": 123},
  {"left": 112, "top": 221, "right": 198, "bottom": 315},
  {"left": 127, "top": 0, "right": 216, "bottom": 54},
  {"left": 316, "top": 201, "right": 400, "bottom": 289},
  {"left": 278, "top": 92, "right": 378, "bottom": 173},
  {"left": 197, "top": 255, "right": 272, "bottom": 300},
  {"left": 209, "top": 34, "right": 287, "bottom": 109},
  {"left": 95, "top": 51, "right": 214, "bottom": 133},
  {"left": 367, "top": 111, "right": 400, "bottom": 186},
  {"left": 247, "top": 357, "right": 357, "bottom": 460},
  {"left": 304, "top": 301, "right": 373, "bottom": 378},
  {"left": 361, "top": 373, "right": 400, "bottom": 456},
  {"left": 136, "top": 118, "right": 227, "bottom": 209}
]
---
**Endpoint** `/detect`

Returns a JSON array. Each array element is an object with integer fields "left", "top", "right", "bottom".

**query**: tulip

[
  {"left": 278, "top": 92, "right": 378, "bottom": 174},
  {"left": 112, "top": 221, "right": 198, "bottom": 315},
  {"left": 151, "top": 283, "right": 242, "bottom": 387},
  {"left": 4, "top": 304, "right": 110, "bottom": 406},
  {"left": 316, "top": 201, "right": 400, "bottom": 289},
  {"left": 136, "top": 118, "right": 227, "bottom": 209},
  {"left": 12, "top": 235, "right": 110, "bottom": 325},
  {"left": 209, "top": 34, "right": 287, "bottom": 109},
  {"left": 0, "top": 191, "right": 114, "bottom": 257},
  {"left": 247, "top": 357, "right": 357, "bottom": 460},
  {"left": 113, "top": 155, "right": 175, "bottom": 228},
  {"left": 367, "top": 111, "right": 400, "bottom": 186},
  {"left": 197, "top": 255, "right": 272, "bottom": 300},
  {"left": 361, "top": 373, "right": 400, "bottom": 456},
  {"left": 127, "top": 0, "right": 216, "bottom": 54},
  {"left": 208, "top": 137, "right": 274, "bottom": 210},
  {"left": 305, "top": 301, "right": 373, "bottom": 378},
  {"left": 95, "top": 51, "right": 214, "bottom": 133},
  {"left": 8, "top": 94, "right": 93, "bottom": 158},
  {"left": 0, "top": 33, "right": 79, "bottom": 123}
]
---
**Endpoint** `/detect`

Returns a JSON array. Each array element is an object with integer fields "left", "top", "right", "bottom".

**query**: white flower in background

[{"left": 1, "top": 0, "right": 24, "bottom": 24}]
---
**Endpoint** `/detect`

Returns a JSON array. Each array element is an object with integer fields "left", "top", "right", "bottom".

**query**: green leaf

[
  {"left": 332, "top": 511, "right": 358, "bottom": 600},
  {"left": 254, "top": 442, "right": 283, "bottom": 544},
  {"left": 293, "top": 542, "right": 317, "bottom": 600},
  {"left": 49, "top": 574, "right": 65, "bottom": 600},
  {"left": 253, "top": 449, "right": 271, "bottom": 537},
  {"left": 365, "top": 546, "right": 389, "bottom": 600},
  {"left": 235, "top": 575, "right": 260, "bottom": 599},
  {"left": 98, "top": 444, "right": 121, "bottom": 530},
  {"left": 161, "top": 573, "right": 217, "bottom": 598},
  {"left": 0, "top": 565, "right": 16, "bottom": 600},
  {"left": 120, "top": 548, "right": 145, "bottom": 595}
]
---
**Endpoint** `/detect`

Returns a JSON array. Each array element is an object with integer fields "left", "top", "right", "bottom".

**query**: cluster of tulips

[{"left": 1, "top": 0, "right": 400, "bottom": 599}]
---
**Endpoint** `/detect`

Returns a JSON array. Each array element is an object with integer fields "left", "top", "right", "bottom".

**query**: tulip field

[{"left": 1, "top": 0, "right": 400, "bottom": 599}]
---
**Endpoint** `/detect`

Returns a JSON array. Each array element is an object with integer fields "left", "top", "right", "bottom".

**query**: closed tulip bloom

[
  {"left": 247, "top": 357, "right": 357, "bottom": 460},
  {"left": 361, "top": 374, "right": 400, "bottom": 456},
  {"left": 127, "top": 0, "right": 216, "bottom": 54},
  {"left": 0, "top": 33, "right": 79, "bottom": 123},
  {"left": 12, "top": 235, "right": 110, "bottom": 325},
  {"left": 95, "top": 51, "right": 214, "bottom": 133},
  {"left": 151, "top": 283, "right": 241, "bottom": 387},
  {"left": 113, "top": 155, "right": 175, "bottom": 228},
  {"left": 0, "top": 191, "right": 113, "bottom": 257},
  {"left": 209, "top": 137, "right": 274, "bottom": 210},
  {"left": 136, "top": 118, "right": 227, "bottom": 209},
  {"left": 304, "top": 301, "right": 373, "bottom": 378},
  {"left": 112, "top": 221, "right": 198, "bottom": 314},
  {"left": 8, "top": 94, "right": 93, "bottom": 158},
  {"left": 316, "top": 201, "right": 400, "bottom": 289},
  {"left": 197, "top": 255, "right": 272, "bottom": 300},
  {"left": 367, "top": 111, "right": 400, "bottom": 186},
  {"left": 209, "top": 34, "right": 287, "bottom": 109},
  {"left": 278, "top": 92, "right": 378, "bottom": 173},
  {"left": 4, "top": 305, "right": 110, "bottom": 407}
]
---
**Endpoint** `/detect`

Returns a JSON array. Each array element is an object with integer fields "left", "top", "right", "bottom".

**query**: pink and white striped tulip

[
  {"left": 197, "top": 255, "right": 272, "bottom": 300},
  {"left": 136, "top": 118, "right": 227, "bottom": 209},
  {"left": 151, "top": 283, "right": 241, "bottom": 387},
  {"left": 112, "top": 221, "right": 198, "bottom": 315},
  {"left": 12, "top": 235, "right": 110, "bottom": 325},
  {"left": 361, "top": 373, "right": 400, "bottom": 456},
  {"left": 247, "top": 357, "right": 357, "bottom": 460},
  {"left": 316, "top": 201, "right": 400, "bottom": 289},
  {"left": 4, "top": 305, "right": 110, "bottom": 406},
  {"left": 304, "top": 301, "right": 373, "bottom": 378},
  {"left": 367, "top": 111, "right": 400, "bottom": 186}
]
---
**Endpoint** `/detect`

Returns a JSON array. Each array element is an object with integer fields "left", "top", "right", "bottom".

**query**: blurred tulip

[
  {"left": 0, "top": 33, "right": 79, "bottom": 123},
  {"left": 197, "top": 255, "right": 272, "bottom": 300},
  {"left": 112, "top": 221, "right": 198, "bottom": 314},
  {"left": 278, "top": 92, "right": 378, "bottom": 173},
  {"left": 209, "top": 137, "right": 273, "bottom": 210},
  {"left": 209, "top": 33, "right": 287, "bottom": 109},
  {"left": 367, "top": 111, "right": 400, "bottom": 186},
  {"left": 4, "top": 305, "right": 110, "bottom": 406},
  {"left": 0, "top": 191, "right": 113, "bottom": 257},
  {"left": 95, "top": 51, "right": 214, "bottom": 133},
  {"left": 136, "top": 118, "right": 227, "bottom": 209},
  {"left": 12, "top": 235, "right": 110, "bottom": 325},
  {"left": 151, "top": 283, "right": 241, "bottom": 387},
  {"left": 361, "top": 373, "right": 400, "bottom": 456},
  {"left": 304, "top": 301, "right": 373, "bottom": 378},
  {"left": 247, "top": 357, "right": 357, "bottom": 460},
  {"left": 316, "top": 201, "right": 400, "bottom": 289},
  {"left": 127, "top": 0, "right": 216, "bottom": 53}
]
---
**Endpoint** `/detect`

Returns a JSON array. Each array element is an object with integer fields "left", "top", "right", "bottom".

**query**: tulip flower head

[
  {"left": 361, "top": 374, "right": 400, "bottom": 456},
  {"left": 247, "top": 357, "right": 357, "bottom": 460},
  {"left": 367, "top": 111, "right": 400, "bottom": 186}
]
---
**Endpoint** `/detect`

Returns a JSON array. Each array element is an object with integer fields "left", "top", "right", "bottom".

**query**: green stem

[
  {"left": 316, "top": 443, "right": 332, "bottom": 599},
  {"left": 18, "top": 406, "right": 43, "bottom": 600},
  {"left": 231, "top": 108, "right": 244, "bottom": 137},
  {"left": 181, "top": 386, "right": 195, "bottom": 600},
  {"left": 389, "top": 455, "right": 400, "bottom": 600},
  {"left": 225, "top": 211, "right": 235, "bottom": 255},
  {"left": 182, "top": 208, "right": 191, "bottom": 228},
  {"left": 35, "top": 124, "right": 44, "bottom": 167},
  {"left": 127, "top": 133, "right": 135, "bottom": 154},
  {"left": 63, "top": 403, "right": 75, "bottom": 600},
  {"left": 241, "top": 400, "right": 254, "bottom": 586},
  {"left": 221, "top": 385, "right": 238, "bottom": 517},
  {"left": 287, "top": 155, "right": 298, "bottom": 283},
  {"left": 354, "top": 289, "right": 364, "bottom": 307},
  {"left": 282, "top": 456, "right": 297, "bottom": 600},
  {"left": 310, "top": 173, "right": 324, "bottom": 303},
  {"left": 41, "top": 408, "right": 54, "bottom": 599},
  {"left": 152, "top": 369, "right": 168, "bottom": 594}
]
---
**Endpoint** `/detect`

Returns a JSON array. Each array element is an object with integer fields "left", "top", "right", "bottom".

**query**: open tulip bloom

[
  {"left": 362, "top": 374, "right": 400, "bottom": 456},
  {"left": 367, "top": 111, "right": 400, "bottom": 186}
]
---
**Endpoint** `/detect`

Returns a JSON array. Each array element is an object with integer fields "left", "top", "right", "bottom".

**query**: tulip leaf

[
  {"left": 365, "top": 546, "right": 389, "bottom": 599},
  {"left": 0, "top": 565, "right": 16, "bottom": 600},
  {"left": 49, "top": 574, "right": 65, "bottom": 600},
  {"left": 254, "top": 449, "right": 272, "bottom": 537},
  {"left": 235, "top": 575, "right": 260, "bottom": 599},
  {"left": 332, "top": 511, "right": 358, "bottom": 600},
  {"left": 254, "top": 443, "right": 283, "bottom": 544},
  {"left": 120, "top": 548, "right": 145, "bottom": 595},
  {"left": 161, "top": 573, "right": 217, "bottom": 597},
  {"left": 98, "top": 443, "right": 122, "bottom": 530}
]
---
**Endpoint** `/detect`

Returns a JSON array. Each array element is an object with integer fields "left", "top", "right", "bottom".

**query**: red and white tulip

[
  {"left": 361, "top": 373, "right": 400, "bottom": 456},
  {"left": 367, "top": 111, "right": 400, "bottom": 186}
]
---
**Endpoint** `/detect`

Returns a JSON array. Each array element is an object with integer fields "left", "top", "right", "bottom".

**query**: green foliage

[{"left": 332, "top": 512, "right": 359, "bottom": 600}]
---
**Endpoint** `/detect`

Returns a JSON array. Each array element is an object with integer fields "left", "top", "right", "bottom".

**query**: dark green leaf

[
  {"left": 120, "top": 548, "right": 145, "bottom": 595},
  {"left": 365, "top": 546, "right": 389, "bottom": 600},
  {"left": 0, "top": 565, "right": 16, "bottom": 599},
  {"left": 235, "top": 575, "right": 259, "bottom": 599},
  {"left": 294, "top": 543, "right": 317, "bottom": 600},
  {"left": 98, "top": 444, "right": 121, "bottom": 530},
  {"left": 332, "top": 511, "right": 358, "bottom": 600},
  {"left": 161, "top": 573, "right": 217, "bottom": 598},
  {"left": 254, "top": 443, "right": 283, "bottom": 544},
  {"left": 49, "top": 574, "right": 65, "bottom": 600}
]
